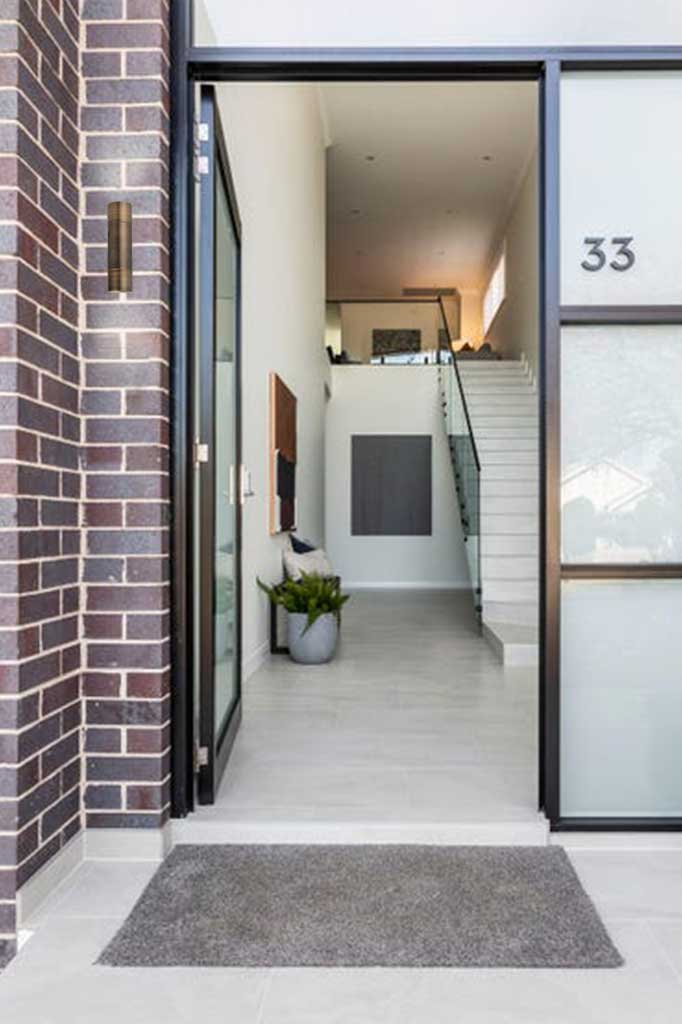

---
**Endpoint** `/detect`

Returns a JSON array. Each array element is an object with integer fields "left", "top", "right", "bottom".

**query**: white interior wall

[
  {"left": 217, "top": 84, "right": 328, "bottom": 677},
  {"left": 325, "top": 366, "right": 469, "bottom": 588},
  {"left": 459, "top": 289, "right": 483, "bottom": 347},
  {"left": 338, "top": 297, "right": 483, "bottom": 360},
  {"left": 195, "top": 1, "right": 682, "bottom": 47},
  {"left": 484, "top": 150, "right": 539, "bottom": 378},
  {"left": 339, "top": 302, "right": 442, "bottom": 362}
]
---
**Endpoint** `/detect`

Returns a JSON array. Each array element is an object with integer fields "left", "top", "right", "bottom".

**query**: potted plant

[{"left": 257, "top": 573, "right": 349, "bottom": 664}]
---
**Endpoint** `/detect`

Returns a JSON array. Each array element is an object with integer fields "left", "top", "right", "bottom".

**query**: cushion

[
  {"left": 290, "top": 534, "right": 316, "bottom": 554},
  {"left": 283, "top": 547, "right": 334, "bottom": 581}
]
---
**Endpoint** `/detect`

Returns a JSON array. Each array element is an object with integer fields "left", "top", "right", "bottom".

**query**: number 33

[{"left": 581, "top": 236, "right": 635, "bottom": 272}]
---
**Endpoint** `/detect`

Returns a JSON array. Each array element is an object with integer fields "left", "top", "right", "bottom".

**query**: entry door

[{"left": 195, "top": 86, "right": 242, "bottom": 803}]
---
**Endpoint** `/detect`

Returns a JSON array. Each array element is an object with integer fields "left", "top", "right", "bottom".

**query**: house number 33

[{"left": 581, "top": 236, "right": 636, "bottom": 272}]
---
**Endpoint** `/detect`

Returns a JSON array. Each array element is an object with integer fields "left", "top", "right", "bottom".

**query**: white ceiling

[{"left": 322, "top": 82, "right": 537, "bottom": 297}]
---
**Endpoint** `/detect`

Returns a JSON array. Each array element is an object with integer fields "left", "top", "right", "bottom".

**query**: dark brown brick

[
  {"left": 86, "top": 754, "right": 168, "bottom": 783},
  {"left": 87, "top": 640, "right": 169, "bottom": 670},
  {"left": 127, "top": 724, "right": 169, "bottom": 754},
  {"left": 82, "top": 672, "right": 121, "bottom": 698},
  {"left": 87, "top": 585, "right": 166, "bottom": 612},
  {"left": 127, "top": 671, "right": 168, "bottom": 699},
  {"left": 81, "top": 105, "right": 122, "bottom": 132},
  {"left": 84, "top": 783, "right": 121, "bottom": 809},
  {"left": 126, "top": 556, "right": 169, "bottom": 583},
  {"left": 41, "top": 677, "right": 79, "bottom": 716},
  {"left": 85, "top": 728, "right": 121, "bottom": 753},
  {"left": 81, "top": 50, "right": 121, "bottom": 77},
  {"left": 42, "top": 732, "right": 79, "bottom": 778},
  {"left": 86, "top": 418, "right": 168, "bottom": 445},
  {"left": 86, "top": 23, "right": 164, "bottom": 50},
  {"left": 87, "top": 474, "right": 166, "bottom": 500},
  {"left": 125, "top": 50, "right": 167, "bottom": 77},
  {"left": 83, "top": 558, "right": 124, "bottom": 583},
  {"left": 126, "top": 784, "right": 163, "bottom": 811},
  {"left": 83, "top": 614, "right": 122, "bottom": 639},
  {"left": 87, "top": 698, "right": 166, "bottom": 726},
  {"left": 41, "top": 789, "right": 79, "bottom": 842},
  {"left": 84, "top": 501, "right": 122, "bottom": 527},
  {"left": 87, "top": 77, "right": 163, "bottom": 105}
]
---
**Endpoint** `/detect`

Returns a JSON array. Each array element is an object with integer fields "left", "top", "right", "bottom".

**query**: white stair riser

[
  {"left": 481, "top": 480, "right": 538, "bottom": 497},
  {"left": 461, "top": 383, "right": 535, "bottom": 394},
  {"left": 458, "top": 360, "right": 524, "bottom": 368},
  {"left": 474, "top": 427, "right": 538, "bottom": 440},
  {"left": 483, "top": 496, "right": 538, "bottom": 516},
  {"left": 485, "top": 580, "right": 539, "bottom": 602},
  {"left": 482, "top": 622, "right": 539, "bottom": 666},
  {"left": 468, "top": 395, "right": 537, "bottom": 408},
  {"left": 482, "top": 535, "right": 538, "bottom": 556},
  {"left": 478, "top": 438, "right": 538, "bottom": 452},
  {"left": 464, "top": 375, "right": 533, "bottom": 385},
  {"left": 479, "top": 450, "right": 538, "bottom": 465},
  {"left": 481, "top": 464, "right": 538, "bottom": 481},
  {"left": 482, "top": 514, "right": 538, "bottom": 535},
  {"left": 459, "top": 364, "right": 527, "bottom": 373},
  {"left": 482, "top": 556, "right": 538, "bottom": 579},
  {"left": 483, "top": 601, "right": 539, "bottom": 626},
  {"left": 471, "top": 416, "right": 538, "bottom": 429}
]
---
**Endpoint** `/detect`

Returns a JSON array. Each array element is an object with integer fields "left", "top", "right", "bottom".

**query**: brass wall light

[{"left": 107, "top": 201, "right": 132, "bottom": 292}]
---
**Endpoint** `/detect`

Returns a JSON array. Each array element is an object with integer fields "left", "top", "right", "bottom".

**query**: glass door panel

[
  {"left": 561, "top": 579, "right": 682, "bottom": 817},
  {"left": 561, "top": 325, "right": 682, "bottom": 564},
  {"left": 561, "top": 71, "right": 682, "bottom": 305},
  {"left": 558, "top": 68, "right": 682, "bottom": 825},
  {"left": 196, "top": 85, "right": 242, "bottom": 804}
]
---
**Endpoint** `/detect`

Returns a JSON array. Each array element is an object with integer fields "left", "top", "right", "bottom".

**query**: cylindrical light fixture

[{"left": 107, "top": 201, "right": 132, "bottom": 292}]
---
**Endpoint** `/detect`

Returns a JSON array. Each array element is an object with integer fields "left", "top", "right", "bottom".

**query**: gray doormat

[{"left": 99, "top": 844, "right": 623, "bottom": 968}]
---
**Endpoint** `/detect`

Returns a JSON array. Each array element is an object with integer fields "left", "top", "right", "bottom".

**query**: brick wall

[
  {"left": 80, "top": 0, "right": 171, "bottom": 829},
  {"left": 0, "top": 0, "right": 172, "bottom": 964},
  {"left": 0, "top": 0, "right": 82, "bottom": 966}
]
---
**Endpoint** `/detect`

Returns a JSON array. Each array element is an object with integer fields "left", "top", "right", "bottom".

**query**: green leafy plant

[{"left": 257, "top": 572, "right": 350, "bottom": 633}]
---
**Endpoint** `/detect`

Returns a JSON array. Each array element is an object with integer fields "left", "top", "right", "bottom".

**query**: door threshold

[{"left": 172, "top": 816, "right": 549, "bottom": 847}]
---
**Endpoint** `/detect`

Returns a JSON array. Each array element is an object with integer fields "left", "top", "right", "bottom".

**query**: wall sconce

[{"left": 107, "top": 201, "right": 132, "bottom": 292}]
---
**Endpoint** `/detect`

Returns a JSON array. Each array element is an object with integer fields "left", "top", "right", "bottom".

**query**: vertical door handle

[{"left": 240, "top": 465, "right": 255, "bottom": 503}]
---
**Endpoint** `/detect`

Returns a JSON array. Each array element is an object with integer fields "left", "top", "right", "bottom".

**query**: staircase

[{"left": 457, "top": 359, "right": 539, "bottom": 666}]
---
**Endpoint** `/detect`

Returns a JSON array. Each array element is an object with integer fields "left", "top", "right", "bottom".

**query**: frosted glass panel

[
  {"left": 561, "top": 72, "right": 682, "bottom": 305},
  {"left": 561, "top": 326, "right": 682, "bottom": 563},
  {"left": 561, "top": 580, "right": 682, "bottom": 817}
]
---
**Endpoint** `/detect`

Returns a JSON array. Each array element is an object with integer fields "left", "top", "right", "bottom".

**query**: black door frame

[
  {"left": 170, "top": 0, "right": 682, "bottom": 826},
  {"left": 195, "top": 86, "right": 243, "bottom": 804}
]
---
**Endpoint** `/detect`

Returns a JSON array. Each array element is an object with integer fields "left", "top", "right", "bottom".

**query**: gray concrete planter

[{"left": 287, "top": 612, "right": 338, "bottom": 664}]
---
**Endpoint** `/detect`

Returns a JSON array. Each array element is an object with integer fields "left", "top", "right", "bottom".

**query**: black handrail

[{"left": 436, "top": 296, "right": 481, "bottom": 473}]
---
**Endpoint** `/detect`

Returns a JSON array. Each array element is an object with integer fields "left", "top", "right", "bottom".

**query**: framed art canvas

[{"left": 270, "top": 373, "right": 297, "bottom": 534}]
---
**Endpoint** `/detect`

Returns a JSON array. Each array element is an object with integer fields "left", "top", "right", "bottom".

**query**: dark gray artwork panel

[
  {"left": 372, "top": 329, "right": 421, "bottom": 356},
  {"left": 351, "top": 435, "right": 432, "bottom": 536}
]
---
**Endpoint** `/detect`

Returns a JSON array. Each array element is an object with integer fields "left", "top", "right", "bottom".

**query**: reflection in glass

[
  {"left": 561, "top": 580, "right": 682, "bottom": 817},
  {"left": 561, "top": 326, "right": 682, "bottom": 563},
  {"left": 213, "top": 175, "right": 238, "bottom": 736}
]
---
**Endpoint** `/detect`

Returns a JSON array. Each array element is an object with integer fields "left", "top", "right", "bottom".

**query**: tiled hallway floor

[
  {"left": 3, "top": 847, "right": 682, "bottom": 1022},
  {"left": 195, "top": 590, "right": 539, "bottom": 829}
]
